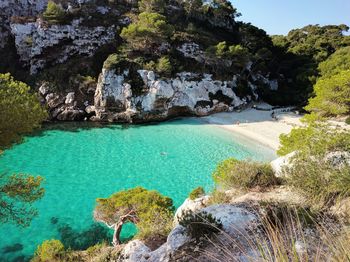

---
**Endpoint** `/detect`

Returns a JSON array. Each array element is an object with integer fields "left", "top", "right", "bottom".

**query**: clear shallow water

[{"left": 0, "top": 118, "right": 275, "bottom": 261}]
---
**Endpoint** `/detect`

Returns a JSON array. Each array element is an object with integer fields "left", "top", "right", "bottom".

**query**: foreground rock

[{"left": 119, "top": 204, "right": 260, "bottom": 262}]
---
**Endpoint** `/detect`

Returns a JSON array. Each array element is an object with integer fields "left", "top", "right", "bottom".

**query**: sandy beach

[{"left": 201, "top": 104, "right": 303, "bottom": 151}]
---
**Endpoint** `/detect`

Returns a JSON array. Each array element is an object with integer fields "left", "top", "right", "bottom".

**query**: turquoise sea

[{"left": 0, "top": 118, "right": 275, "bottom": 261}]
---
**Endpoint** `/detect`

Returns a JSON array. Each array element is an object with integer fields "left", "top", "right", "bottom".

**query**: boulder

[
  {"left": 45, "top": 93, "right": 65, "bottom": 109},
  {"left": 118, "top": 240, "right": 151, "bottom": 262},
  {"left": 174, "top": 196, "right": 210, "bottom": 224},
  {"left": 65, "top": 92, "right": 75, "bottom": 105},
  {"left": 39, "top": 82, "right": 50, "bottom": 96},
  {"left": 270, "top": 152, "right": 296, "bottom": 177},
  {"left": 324, "top": 151, "right": 350, "bottom": 168}
]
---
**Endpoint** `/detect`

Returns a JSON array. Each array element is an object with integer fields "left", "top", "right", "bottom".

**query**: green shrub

[
  {"left": 346, "top": 116, "right": 350, "bottom": 125},
  {"left": 156, "top": 56, "right": 172, "bottom": 76},
  {"left": 212, "top": 158, "right": 278, "bottom": 190},
  {"left": 278, "top": 124, "right": 350, "bottom": 157},
  {"left": 120, "top": 12, "right": 174, "bottom": 53},
  {"left": 33, "top": 239, "right": 65, "bottom": 261},
  {"left": 144, "top": 60, "right": 156, "bottom": 71},
  {"left": 284, "top": 157, "right": 350, "bottom": 207},
  {"left": 86, "top": 242, "right": 107, "bottom": 257},
  {"left": 139, "top": 0, "right": 166, "bottom": 13},
  {"left": 279, "top": 124, "right": 350, "bottom": 207},
  {"left": 43, "top": 1, "right": 67, "bottom": 24},
  {"left": 208, "top": 189, "right": 230, "bottom": 204},
  {"left": 305, "top": 70, "right": 350, "bottom": 117},
  {"left": 179, "top": 210, "right": 222, "bottom": 240},
  {"left": 189, "top": 187, "right": 205, "bottom": 200},
  {"left": 103, "top": 53, "right": 122, "bottom": 70}
]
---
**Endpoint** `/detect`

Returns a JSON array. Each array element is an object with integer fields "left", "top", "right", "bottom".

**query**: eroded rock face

[
  {"left": 174, "top": 196, "right": 210, "bottom": 224},
  {"left": 92, "top": 69, "right": 245, "bottom": 122},
  {"left": 39, "top": 82, "right": 93, "bottom": 121},
  {"left": 10, "top": 21, "right": 116, "bottom": 74}
]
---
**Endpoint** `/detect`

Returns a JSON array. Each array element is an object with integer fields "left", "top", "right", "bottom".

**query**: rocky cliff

[
  {"left": 10, "top": 21, "right": 116, "bottom": 73},
  {"left": 1, "top": 0, "right": 287, "bottom": 122}
]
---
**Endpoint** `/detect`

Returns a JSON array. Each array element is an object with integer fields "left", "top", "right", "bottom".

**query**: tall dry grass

[{"left": 197, "top": 207, "right": 350, "bottom": 262}]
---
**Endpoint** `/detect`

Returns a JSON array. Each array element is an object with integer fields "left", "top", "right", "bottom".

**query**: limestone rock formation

[
  {"left": 10, "top": 21, "right": 116, "bottom": 74},
  {"left": 119, "top": 204, "right": 260, "bottom": 262},
  {"left": 174, "top": 196, "right": 210, "bottom": 224},
  {"left": 92, "top": 69, "right": 245, "bottom": 122}
]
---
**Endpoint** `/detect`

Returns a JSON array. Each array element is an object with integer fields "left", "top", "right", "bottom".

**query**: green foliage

[
  {"left": 156, "top": 56, "right": 172, "bottom": 76},
  {"left": 283, "top": 25, "right": 350, "bottom": 63},
  {"left": 305, "top": 70, "right": 350, "bottom": 117},
  {"left": 279, "top": 124, "right": 350, "bottom": 207},
  {"left": 278, "top": 124, "right": 350, "bottom": 157},
  {"left": 103, "top": 53, "right": 123, "bottom": 70},
  {"left": 239, "top": 23, "right": 273, "bottom": 53},
  {"left": 208, "top": 189, "right": 230, "bottom": 204},
  {"left": 144, "top": 60, "right": 157, "bottom": 71},
  {"left": 207, "top": 41, "right": 250, "bottom": 62},
  {"left": 33, "top": 239, "right": 65, "bottom": 262},
  {"left": 0, "top": 174, "right": 45, "bottom": 226},
  {"left": 43, "top": 1, "right": 67, "bottom": 24},
  {"left": 95, "top": 187, "right": 174, "bottom": 242},
  {"left": 318, "top": 46, "right": 350, "bottom": 78},
  {"left": 285, "top": 157, "right": 350, "bottom": 207},
  {"left": 183, "top": 0, "right": 203, "bottom": 16},
  {"left": 139, "top": 0, "right": 166, "bottom": 13},
  {"left": 346, "top": 116, "right": 350, "bottom": 125},
  {"left": 0, "top": 74, "right": 46, "bottom": 227},
  {"left": 120, "top": 12, "right": 174, "bottom": 52},
  {"left": 0, "top": 73, "right": 47, "bottom": 151},
  {"left": 179, "top": 210, "right": 222, "bottom": 240},
  {"left": 189, "top": 187, "right": 205, "bottom": 200},
  {"left": 212, "top": 158, "right": 278, "bottom": 190}
]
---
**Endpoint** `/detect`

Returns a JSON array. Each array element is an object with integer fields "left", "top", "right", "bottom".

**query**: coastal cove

[{"left": 0, "top": 117, "right": 275, "bottom": 261}]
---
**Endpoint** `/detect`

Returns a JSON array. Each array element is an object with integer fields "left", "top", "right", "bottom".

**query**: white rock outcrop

[
  {"left": 93, "top": 69, "right": 245, "bottom": 122},
  {"left": 174, "top": 196, "right": 210, "bottom": 224},
  {"left": 270, "top": 152, "right": 296, "bottom": 177},
  {"left": 119, "top": 203, "right": 260, "bottom": 262},
  {"left": 10, "top": 21, "right": 116, "bottom": 73}
]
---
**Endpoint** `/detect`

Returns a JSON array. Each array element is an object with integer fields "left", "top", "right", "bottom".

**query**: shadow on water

[
  {"left": 27, "top": 116, "right": 200, "bottom": 137},
  {"left": 56, "top": 221, "right": 111, "bottom": 250}
]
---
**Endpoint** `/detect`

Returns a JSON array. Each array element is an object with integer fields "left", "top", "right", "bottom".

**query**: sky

[{"left": 233, "top": 0, "right": 350, "bottom": 35}]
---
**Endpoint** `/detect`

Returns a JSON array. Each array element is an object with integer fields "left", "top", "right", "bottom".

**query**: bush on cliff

[
  {"left": 279, "top": 124, "right": 350, "bottom": 207},
  {"left": 94, "top": 187, "right": 174, "bottom": 245},
  {"left": 212, "top": 158, "right": 278, "bottom": 190},
  {"left": 120, "top": 12, "right": 174, "bottom": 53},
  {"left": 189, "top": 186, "right": 205, "bottom": 200},
  {"left": 43, "top": 1, "right": 68, "bottom": 25},
  {"left": 179, "top": 210, "right": 222, "bottom": 240},
  {"left": 32, "top": 239, "right": 65, "bottom": 262}
]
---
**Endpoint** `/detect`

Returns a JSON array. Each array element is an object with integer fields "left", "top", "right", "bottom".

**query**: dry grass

[{"left": 196, "top": 207, "right": 350, "bottom": 262}]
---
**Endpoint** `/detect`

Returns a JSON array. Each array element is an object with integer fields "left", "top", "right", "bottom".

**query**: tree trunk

[
  {"left": 111, "top": 210, "right": 137, "bottom": 247},
  {"left": 112, "top": 221, "right": 124, "bottom": 246}
]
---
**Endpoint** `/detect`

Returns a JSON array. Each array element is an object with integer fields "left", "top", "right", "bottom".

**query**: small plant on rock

[
  {"left": 179, "top": 210, "right": 222, "bottom": 240},
  {"left": 189, "top": 186, "right": 205, "bottom": 200}
]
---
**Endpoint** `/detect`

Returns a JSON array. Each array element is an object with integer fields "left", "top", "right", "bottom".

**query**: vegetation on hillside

[
  {"left": 0, "top": 73, "right": 46, "bottom": 227},
  {"left": 212, "top": 158, "right": 279, "bottom": 190}
]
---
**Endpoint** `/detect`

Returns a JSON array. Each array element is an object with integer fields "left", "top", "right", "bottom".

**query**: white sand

[{"left": 200, "top": 104, "right": 303, "bottom": 151}]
